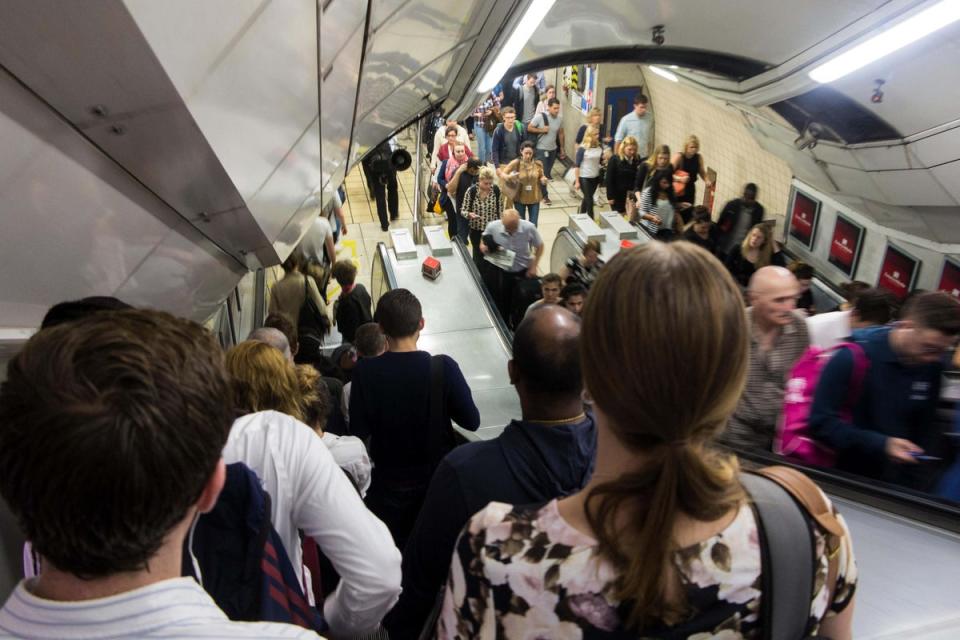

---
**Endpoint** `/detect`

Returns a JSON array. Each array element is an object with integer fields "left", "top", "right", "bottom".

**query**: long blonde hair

[
  {"left": 682, "top": 134, "right": 700, "bottom": 155},
  {"left": 226, "top": 341, "right": 304, "bottom": 421},
  {"left": 581, "top": 125, "right": 600, "bottom": 149},
  {"left": 617, "top": 135, "right": 639, "bottom": 161},
  {"left": 580, "top": 242, "right": 748, "bottom": 628},
  {"left": 741, "top": 223, "right": 774, "bottom": 268},
  {"left": 646, "top": 144, "right": 671, "bottom": 169}
]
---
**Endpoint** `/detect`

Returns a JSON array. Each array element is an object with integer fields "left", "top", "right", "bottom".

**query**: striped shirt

[
  {"left": 0, "top": 577, "right": 320, "bottom": 639},
  {"left": 725, "top": 308, "right": 810, "bottom": 451},
  {"left": 638, "top": 185, "right": 677, "bottom": 235}
]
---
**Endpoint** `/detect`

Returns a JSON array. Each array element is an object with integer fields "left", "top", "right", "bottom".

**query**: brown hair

[
  {"left": 226, "top": 341, "right": 304, "bottom": 420},
  {"left": 296, "top": 364, "right": 330, "bottom": 432},
  {"left": 902, "top": 291, "right": 960, "bottom": 335},
  {"left": 0, "top": 310, "right": 233, "bottom": 577},
  {"left": 501, "top": 106, "right": 516, "bottom": 116},
  {"left": 331, "top": 259, "right": 358, "bottom": 286},
  {"left": 584, "top": 239, "right": 602, "bottom": 256},
  {"left": 580, "top": 242, "right": 748, "bottom": 627}
]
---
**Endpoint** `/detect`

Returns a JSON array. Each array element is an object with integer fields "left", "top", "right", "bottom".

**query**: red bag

[{"left": 672, "top": 170, "right": 689, "bottom": 197}]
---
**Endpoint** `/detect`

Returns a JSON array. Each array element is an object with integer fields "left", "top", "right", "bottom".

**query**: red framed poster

[
  {"left": 938, "top": 258, "right": 960, "bottom": 298},
  {"left": 788, "top": 189, "right": 820, "bottom": 249},
  {"left": 827, "top": 214, "right": 865, "bottom": 277},
  {"left": 877, "top": 244, "right": 920, "bottom": 301}
]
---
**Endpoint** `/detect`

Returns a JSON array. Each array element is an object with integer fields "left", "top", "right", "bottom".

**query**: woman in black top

[
  {"left": 605, "top": 135, "right": 642, "bottom": 213},
  {"left": 634, "top": 144, "right": 672, "bottom": 194},
  {"left": 682, "top": 206, "right": 720, "bottom": 257},
  {"left": 672, "top": 134, "right": 712, "bottom": 224},
  {"left": 724, "top": 223, "right": 774, "bottom": 288}
]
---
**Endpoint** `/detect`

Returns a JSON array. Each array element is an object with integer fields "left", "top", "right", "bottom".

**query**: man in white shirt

[
  {"left": 224, "top": 411, "right": 401, "bottom": 636},
  {"left": 0, "top": 309, "right": 319, "bottom": 639}
]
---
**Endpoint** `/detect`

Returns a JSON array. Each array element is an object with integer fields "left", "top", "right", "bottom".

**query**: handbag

[
  {"left": 298, "top": 275, "right": 330, "bottom": 342},
  {"left": 501, "top": 174, "right": 520, "bottom": 201},
  {"left": 673, "top": 169, "right": 689, "bottom": 197},
  {"left": 742, "top": 466, "right": 845, "bottom": 639}
]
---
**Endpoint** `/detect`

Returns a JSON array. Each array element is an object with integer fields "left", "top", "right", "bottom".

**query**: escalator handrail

[
  {"left": 732, "top": 447, "right": 960, "bottom": 534},
  {"left": 452, "top": 237, "right": 513, "bottom": 352},
  {"left": 375, "top": 241, "right": 400, "bottom": 291}
]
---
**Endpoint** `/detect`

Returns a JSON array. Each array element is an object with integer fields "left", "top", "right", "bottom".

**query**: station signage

[
  {"left": 788, "top": 189, "right": 820, "bottom": 249},
  {"left": 938, "top": 258, "right": 960, "bottom": 299},
  {"left": 877, "top": 244, "right": 920, "bottom": 301},
  {"left": 827, "top": 214, "right": 865, "bottom": 277}
]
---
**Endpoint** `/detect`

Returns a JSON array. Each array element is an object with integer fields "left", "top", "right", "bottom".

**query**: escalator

[{"left": 370, "top": 237, "right": 520, "bottom": 440}]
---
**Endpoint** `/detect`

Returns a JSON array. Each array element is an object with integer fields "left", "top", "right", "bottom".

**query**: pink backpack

[{"left": 776, "top": 342, "right": 868, "bottom": 468}]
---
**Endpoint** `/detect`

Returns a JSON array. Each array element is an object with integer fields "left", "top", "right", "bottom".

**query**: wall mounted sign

[
  {"left": 827, "top": 214, "right": 865, "bottom": 277},
  {"left": 877, "top": 243, "right": 920, "bottom": 301},
  {"left": 938, "top": 257, "right": 960, "bottom": 298},
  {"left": 787, "top": 189, "right": 820, "bottom": 249}
]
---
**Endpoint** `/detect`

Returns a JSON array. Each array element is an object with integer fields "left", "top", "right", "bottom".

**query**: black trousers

[
  {"left": 369, "top": 173, "right": 398, "bottom": 229},
  {"left": 579, "top": 177, "right": 599, "bottom": 217},
  {"left": 469, "top": 228, "right": 484, "bottom": 266},
  {"left": 442, "top": 198, "right": 458, "bottom": 239},
  {"left": 492, "top": 269, "right": 526, "bottom": 323}
]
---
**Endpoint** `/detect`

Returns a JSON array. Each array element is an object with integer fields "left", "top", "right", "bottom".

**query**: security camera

[
  {"left": 871, "top": 79, "right": 885, "bottom": 104},
  {"left": 794, "top": 122, "right": 824, "bottom": 150},
  {"left": 652, "top": 25, "right": 665, "bottom": 47}
]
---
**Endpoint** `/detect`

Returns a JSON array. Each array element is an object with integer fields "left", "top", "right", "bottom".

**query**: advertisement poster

[
  {"left": 938, "top": 258, "right": 960, "bottom": 298},
  {"left": 827, "top": 214, "right": 865, "bottom": 277},
  {"left": 788, "top": 190, "right": 820, "bottom": 249},
  {"left": 877, "top": 244, "right": 920, "bottom": 301}
]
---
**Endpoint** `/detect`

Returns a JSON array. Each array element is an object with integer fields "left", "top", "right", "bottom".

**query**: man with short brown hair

[
  {"left": 811, "top": 292, "right": 960, "bottom": 488},
  {"left": 0, "top": 309, "right": 318, "bottom": 638}
]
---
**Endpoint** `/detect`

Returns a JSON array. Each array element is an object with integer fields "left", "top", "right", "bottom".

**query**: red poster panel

[
  {"left": 788, "top": 190, "right": 820, "bottom": 249},
  {"left": 827, "top": 214, "right": 865, "bottom": 277},
  {"left": 877, "top": 244, "right": 920, "bottom": 301},
  {"left": 938, "top": 258, "right": 960, "bottom": 298}
]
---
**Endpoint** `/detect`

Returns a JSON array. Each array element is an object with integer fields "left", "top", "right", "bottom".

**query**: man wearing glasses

[{"left": 810, "top": 292, "right": 960, "bottom": 489}]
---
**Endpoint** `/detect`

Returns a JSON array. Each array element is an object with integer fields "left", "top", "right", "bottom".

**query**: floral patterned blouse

[
  {"left": 461, "top": 184, "right": 504, "bottom": 231},
  {"left": 438, "top": 499, "right": 856, "bottom": 639}
]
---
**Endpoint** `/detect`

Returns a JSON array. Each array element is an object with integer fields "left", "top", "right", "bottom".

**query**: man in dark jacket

[
  {"left": 385, "top": 305, "right": 595, "bottom": 638},
  {"left": 809, "top": 292, "right": 960, "bottom": 490},
  {"left": 717, "top": 183, "right": 764, "bottom": 258},
  {"left": 331, "top": 260, "right": 372, "bottom": 344},
  {"left": 491, "top": 106, "right": 525, "bottom": 170}
]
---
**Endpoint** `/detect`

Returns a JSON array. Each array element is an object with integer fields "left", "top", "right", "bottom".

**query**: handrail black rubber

[
  {"left": 375, "top": 241, "right": 400, "bottom": 291},
  {"left": 452, "top": 237, "right": 513, "bottom": 350},
  {"left": 732, "top": 447, "right": 960, "bottom": 534}
]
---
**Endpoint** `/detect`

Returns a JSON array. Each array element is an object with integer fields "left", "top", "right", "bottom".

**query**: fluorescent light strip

[
  {"left": 809, "top": 0, "right": 960, "bottom": 83},
  {"left": 477, "top": 0, "right": 557, "bottom": 91},
  {"left": 648, "top": 65, "right": 678, "bottom": 82}
]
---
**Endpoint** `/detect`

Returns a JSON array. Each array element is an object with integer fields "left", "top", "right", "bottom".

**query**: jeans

[
  {"left": 442, "top": 198, "right": 458, "bottom": 239},
  {"left": 515, "top": 201, "right": 540, "bottom": 226},
  {"left": 535, "top": 149, "right": 556, "bottom": 200},
  {"left": 579, "top": 177, "right": 599, "bottom": 218},
  {"left": 474, "top": 125, "right": 492, "bottom": 164}
]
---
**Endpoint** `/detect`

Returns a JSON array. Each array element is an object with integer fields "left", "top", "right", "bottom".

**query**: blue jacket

[
  {"left": 385, "top": 416, "right": 596, "bottom": 638},
  {"left": 491, "top": 121, "right": 526, "bottom": 167},
  {"left": 809, "top": 326, "right": 943, "bottom": 487}
]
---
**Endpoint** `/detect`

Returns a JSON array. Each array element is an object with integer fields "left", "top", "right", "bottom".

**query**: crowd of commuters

[{"left": 8, "top": 68, "right": 960, "bottom": 640}]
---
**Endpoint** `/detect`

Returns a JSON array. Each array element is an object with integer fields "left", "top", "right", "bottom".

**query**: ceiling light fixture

[
  {"left": 648, "top": 65, "right": 678, "bottom": 82},
  {"left": 809, "top": 0, "right": 960, "bottom": 83},
  {"left": 477, "top": 0, "right": 557, "bottom": 91}
]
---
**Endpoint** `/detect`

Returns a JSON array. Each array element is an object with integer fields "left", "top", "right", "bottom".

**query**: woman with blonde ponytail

[{"left": 437, "top": 242, "right": 857, "bottom": 639}]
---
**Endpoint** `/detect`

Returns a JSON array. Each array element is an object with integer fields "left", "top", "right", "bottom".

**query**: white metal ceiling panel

[
  {"left": 931, "top": 162, "right": 960, "bottom": 203},
  {"left": 910, "top": 127, "right": 960, "bottom": 168},
  {"left": 852, "top": 144, "right": 917, "bottom": 171},
  {"left": 114, "top": 219, "right": 244, "bottom": 322},
  {"left": 875, "top": 168, "right": 957, "bottom": 207}
]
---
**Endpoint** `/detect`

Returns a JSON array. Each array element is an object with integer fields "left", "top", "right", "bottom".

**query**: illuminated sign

[
  {"left": 827, "top": 214, "right": 865, "bottom": 277},
  {"left": 788, "top": 190, "right": 820, "bottom": 249},
  {"left": 877, "top": 244, "right": 920, "bottom": 301}
]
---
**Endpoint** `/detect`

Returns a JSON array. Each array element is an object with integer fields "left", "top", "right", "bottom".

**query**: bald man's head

[
  {"left": 502, "top": 209, "right": 520, "bottom": 233},
  {"left": 248, "top": 327, "right": 293, "bottom": 362},
  {"left": 510, "top": 305, "right": 582, "bottom": 399},
  {"left": 748, "top": 266, "right": 800, "bottom": 327}
]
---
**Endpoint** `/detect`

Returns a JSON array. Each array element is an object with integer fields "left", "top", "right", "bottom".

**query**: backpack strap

[
  {"left": 743, "top": 466, "right": 844, "bottom": 640},
  {"left": 835, "top": 342, "right": 868, "bottom": 406},
  {"left": 427, "top": 355, "right": 445, "bottom": 462}
]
